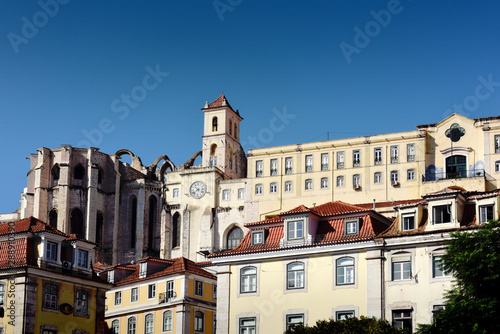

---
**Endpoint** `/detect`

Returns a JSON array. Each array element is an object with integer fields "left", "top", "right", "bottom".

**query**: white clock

[{"left": 189, "top": 181, "right": 207, "bottom": 198}]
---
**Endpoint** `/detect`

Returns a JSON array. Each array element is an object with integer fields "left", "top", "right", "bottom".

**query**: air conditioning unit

[
  {"left": 62, "top": 260, "right": 72, "bottom": 271},
  {"left": 391, "top": 181, "right": 399, "bottom": 186},
  {"left": 159, "top": 293, "right": 166, "bottom": 304},
  {"left": 353, "top": 184, "right": 361, "bottom": 190}
]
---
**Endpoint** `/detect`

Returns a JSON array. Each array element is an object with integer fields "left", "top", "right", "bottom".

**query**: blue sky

[{"left": 1, "top": 1, "right": 500, "bottom": 213}]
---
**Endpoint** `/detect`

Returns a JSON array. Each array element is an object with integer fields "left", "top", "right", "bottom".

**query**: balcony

[{"left": 422, "top": 168, "right": 485, "bottom": 182}]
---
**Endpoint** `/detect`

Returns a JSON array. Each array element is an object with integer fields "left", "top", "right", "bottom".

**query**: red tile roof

[
  {"left": 0, "top": 238, "right": 36, "bottom": 269},
  {"left": 113, "top": 257, "right": 216, "bottom": 286},
  {"left": 0, "top": 216, "right": 66, "bottom": 237},
  {"left": 207, "top": 94, "right": 233, "bottom": 109},
  {"left": 356, "top": 199, "right": 424, "bottom": 209}
]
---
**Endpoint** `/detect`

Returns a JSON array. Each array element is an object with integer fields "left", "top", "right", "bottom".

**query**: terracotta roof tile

[
  {"left": 0, "top": 216, "right": 66, "bottom": 237},
  {"left": 245, "top": 216, "right": 284, "bottom": 227},
  {"left": 311, "top": 201, "right": 368, "bottom": 216},
  {"left": 207, "top": 94, "right": 233, "bottom": 110},
  {"left": 356, "top": 199, "right": 424, "bottom": 209}
]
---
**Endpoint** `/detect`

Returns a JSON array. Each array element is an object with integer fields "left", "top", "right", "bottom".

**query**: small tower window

[
  {"left": 212, "top": 117, "right": 218, "bottom": 131},
  {"left": 74, "top": 164, "right": 85, "bottom": 180},
  {"left": 229, "top": 119, "right": 233, "bottom": 135},
  {"left": 234, "top": 123, "right": 238, "bottom": 139}
]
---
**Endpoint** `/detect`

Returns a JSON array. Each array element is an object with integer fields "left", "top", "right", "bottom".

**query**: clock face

[{"left": 190, "top": 181, "right": 207, "bottom": 198}]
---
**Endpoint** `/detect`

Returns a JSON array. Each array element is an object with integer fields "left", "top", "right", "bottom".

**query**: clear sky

[{"left": 1, "top": 1, "right": 500, "bottom": 213}]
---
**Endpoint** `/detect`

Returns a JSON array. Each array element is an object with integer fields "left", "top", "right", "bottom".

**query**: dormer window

[
  {"left": 345, "top": 219, "right": 359, "bottom": 235},
  {"left": 108, "top": 270, "right": 114, "bottom": 284},
  {"left": 46, "top": 241, "right": 58, "bottom": 261},
  {"left": 77, "top": 250, "right": 88, "bottom": 268},
  {"left": 287, "top": 220, "right": 303, "bottom": 240},
  {"left": 251, "top": 231, "right": 264, "bottom": 245},
  {"left": 433, "top": 205, "right": 451, "bottom": 224},
  {"left": 402, "top": 214, "right": 415, "bottom": 231},
  {"left": 479, "top": 205, "right": 494, "bottom": 223},
  {"left": 139, "top": 262, "right": 147, "bottom": 278}
]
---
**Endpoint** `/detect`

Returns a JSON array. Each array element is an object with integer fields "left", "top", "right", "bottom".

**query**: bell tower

[{"left": 201, "top": 94, "right": 246, "bottom": 179}]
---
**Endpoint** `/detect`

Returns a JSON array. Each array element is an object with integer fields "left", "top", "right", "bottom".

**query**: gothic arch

[
  {"left": 223, "top": 223, "right": 244, "bottom": 250},
  {"left": 70, "top": 208, "right": 85, "bottom": 238},
  {"left": 183, "top": 151, "right": 202, "bottom": 169},
  {"left": 48, "top": 209, "right": 58, "bottom": 228}
]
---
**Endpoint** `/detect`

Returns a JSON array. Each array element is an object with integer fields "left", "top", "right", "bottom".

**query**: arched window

[
  {"left": 70, "top": 208, "right": 84, "bottom": 238},
  {"left": 209, "top": 144, "right": 217, "bottom": 167},
  {"left": 212, "top": 117, "right": 218, "bottom": 131},
  {"left": 229, "top": 119, "right": 233, "bottom": 135},
  {"left": 127, "top": 317, "right": 137, "bottom": 334},
  {"left": 240, "top": 266, "right": 257, "bottom": 293},
  {"left": 163, "top": 310, "right": 173, "bottom": 331},
  {"left": 75, "top": 290, "right": 88, "bottom": 315},
  {"left": 48, "top": 209, "right": 58, "bottom": 228},
  {"left": 287, "top": 262, "right": 304, "bottom": 289},
  {"left": 227, "top": 226, "right": 243, "bottom": 250},
  {"left": 130, "top": 197, "right": 137, "bottom": 249},
  {"left": 51, "top": 164, "right": 60, "bottom": 186},
  {"left": 194, "top": 311, "right": 204, "bottom": 332},
  {"left": 74, "top": 164, "right": 85, "bottom": 180},
  {"left": 336, "top": 257, "right": 355, "bottom": 285},
  {"left": 172, "top": 212, "right": 180, "bottom": 248},
  {"left": 148, "top": 196, "right": 157, "bottom": 250},
  {"left": 111, "top": 320, "right": 120, "bottom": 334},
  {"left": 145, "top": 314, "right": 154, "bottom": 334},
  {"left": 96, "top": 212, "right": 104, "bottom": 245}
]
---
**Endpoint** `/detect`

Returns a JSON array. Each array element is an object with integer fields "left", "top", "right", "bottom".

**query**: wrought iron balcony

[{"left": 422, "top": 168, "right": 485, "bottom": 182}]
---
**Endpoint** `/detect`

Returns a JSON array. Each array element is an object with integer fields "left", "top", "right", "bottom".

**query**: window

[
  {"left": 44, "top": 284, "right": 58, "bottom": 310},
  {"left": 402, "top": 214, "right": 415, "bottom": 231},
  {"left": 222, "top": 189, "right": 230, "bottom": 200},
  {"left": 148, "top": 284, "right": 156, "bottom": 299},
  {"left": 479, "top": 205, "right": 494, "bottom": 223},
  {"left": 392, "top": 310, "right": 412, "bottom": 333},
  {"left": 75, "top": 290, "right": 88, "bottom": 315},
  {"left": 229, "top": 156, "right": 233, "bottom": 170},
  {"left": 74, "top": 164, "right": 85, "bottom": 180},
  {"left": 229, "top": 120, "right": 232, "bottom": 135},
  {"left": 46, "top": 241, "right": 57, "bottom": 261},
  {"left": 374, "top": 172, "right": 382, "bottom": 184},
  {"left": 209, "top": 156, "right": 217, "bottom": 167},
  {"left": 407, "top": 169, "right": 415, "bottom": 180},
  {"left": 270, "top": 158, "right": 278, "bottom": 176},
  {"left": 240, "top": 266, "right": 257, "bottom": 293},
  {"left": 305, "top": 155, "right": 313, "bottom": 172},
  {"left": 336, "top": 311, "right": 355, "bottom": 320},
  {"left": 238, "top": 188, "right": 245, "bottom": 199},
  {"left": 49, "top": 209, "right": 58, "bottom": 228},
  {"left": 227, "top": 227, "right": 243, "bottom": 249},
  {"left": 390, "top": 146, "right": 399, "bottom": 163},
  {"left": 320, "top": 177, "right": 328, "bottom": 189},
  {"left": 287, "top": 220, "right": 304, "bottom": 240},
  {"left": 407, "top": 143, "right": 415, "bottom": 162},
  {"left": 433, "top": 205, "right": 451, "bottom": 224},
  {"left": 251, "top": 231, "right": 264, "bottom": 245},
  {"left": 213, "top": 284, "right": 217, "bottom": 300},
  {"left": 321, "top": 153, "right": 329, "bottom": 170},
  {"left": 239, "top": 318, "right": 256, "bottom": 334},
  {"left": 392, "top": 261, "right": 411, "bottom": 280},
  {"left": 145, "top": 314, "right": 154, "bottom": 334},
  {"left": 256, "top": 160, "right": 263, "bottom": 177},
  {"left": 287, "top": 262, "right": 304, "bottom": 289},
  {"left": 285, "top": 157, "right": 293, "bottom": 174},
  {"left": 446, "top": 155, "right": 467, "bottom": 178},
  {"left": 172, "top": 212, "right": 180, "bottom": 248},
  {"left": 115, "top": 291, "right": 122, "bottom": 305},
  {"left": 195, "top": 281, "right": 203, "bottom": 297},
  {"left": 391, "top": 170, "right": 399, "bottom": 183},
  {"left": 0, "top": 284, "right": 4, "bottom": 305},
  {"left": 353, "top": 174, "right": 360, "bottom": 188},
  {"left": 286, "top": 314, "right": 304, "bottom": 330},
  {"left": 337, "top": 151, "right": 345, "bottom": 169},
  {"left": 108, "top": 270, "right": 114, "bottom": 284},
  {"left": 270, "top": 182, "right": 278, "bottom": 194},
  {"left": 433, "top": 255, "right": 450, "bottom": 278},
  {"left": 495, "top": 135, "right": 500, "bottom": 153},
  {"left": 163, "top": 310, "right": 173, "bottom": 331},
  {"left": 128, "top": 317, "right": 136, "bottom": 334},
  {"left": 374, "top": 148, "right": 382, "bottom": 165},
  {"left": 172, "top": 188, "right": 179, "bottom": 198},
  {"left": 130, "top": 287, "right": 138, "bottom": 302},
  {"left": 111, "top": 320, "right": 120, "bottom": 334},
  {"left": 51, "top": 164, "right": 60, "bottom": 185},
  {"left": 167, "top": 280, "right": 174, "bottom": 299},
  {"left": 305, "top": 179, "right": 312, "bottom": 190},
  {"left": 285, "top": 181, "right": 293, "bottom": 192},
  {"left": 77, "top": 249, "right": 88, "bottom": 268},
  {"left": 212, "top": 117, "right": 218, "bottom": 131},
  {"left": 336, "top": 175, "right": 344, "bottom": 187},
  {"left": 255, "top": 184, "right": 262, "bottom": 195},
  {"left": 194, "top": 311, "right": 204, "bottom": 332},
  {"left": 336, "top": 257, "right": 355, "bottom": 285},
  {"left": 353, "top": 150, "right": 360, "bottom": 167},
  {"left": 496, "top": 161, "right": 500, "bottom": 172},
  {"left": 139, "top": 262, "right": 147, "bottom": 278}
]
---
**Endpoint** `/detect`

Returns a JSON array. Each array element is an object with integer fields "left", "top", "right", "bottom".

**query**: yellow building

[
  {"left": 246, "top": 114, "right": 500, "bottom": 221},
  {"left": 210, "top": 187, "right": 496, "bottom": 333},
  {"left": 0, "top": 217, "right": 111, "bottom": 334},
  {"left": 103, "top": 256, "right": 217, "bottom": 334}
]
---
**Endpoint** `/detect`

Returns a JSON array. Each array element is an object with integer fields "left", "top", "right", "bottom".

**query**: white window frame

[
  {"left": 305, "top": 179, "right": 313, "bottom": 190},
  {"left": 495, "top": 135, "right": 500, "bottom": 153},
  {"left": 255, "top": 160, "right": 263, "bottom": 177},
  {"left": 320, "top": 177, "right": 328, "bottom": 189},
  {"left": 345, "top": 219, "right": 359, "bottom": 235},
  {"left": 166, "top": 280, "right": 175, "bottom": 299},
  {"left": 287, "top": 220, "right": 304, "bottom": 240},
  {"left": 392, "top": 260, "right": 411, "bottom": 281},
  {"left": 128, "top": 316, "right": 137, "bottom": 334},
  {"left": 479, "top": 204, "right": 494, "bottom": 223},
  {"left": 402, "top": 213, "right": 415, "bottom": 231},
  {"left": 130, "top": 287, "right": 138, "bottom": 303},
  {"left": 407, "top": 143, "right": 415, "bottom": 162},
  {"left": 336, "top": 257, "right": 355, "bottom": 285},
  {"left": 353, "top": 174, "right": 360, "bottom": 187},
  {"left": 321, "top": 153, "right": 329, "bottom": 170},
  {"left": 115, "top": 291, "right": 122, "bottom": 305},
  {"left": 255, "top": 184, "right": 262, "bottom": 195},
  {"left": 432, "top": 254, "right": 451, "bottom": 278},
  {"left": 407, "top": 169, "right": 415, "bottom": 180},
  {"left": 433, "top": 204, "right": 452, "bottom": 224},
  {"left": 238, "top": 188, "right": 245, "bottom": 199},
  {"left": 392, "top": 310, "right": 412, "bottom": 333},
  {"left": 286, "top": 314, "right": 305, "bottom": 331},
  {"left": 239, "top": 266, "right": 257, "bottom": 294},
  {"left": 222, "top": 189, "right": 230, "bottom": 200},
  {"left": 285, "top": 157, "right": 293, "bottom": 174},
  {"left": 139, "top": 262, "right": 147, "bottom": 278},
  {"left": 496, "top": 160, "right": 500, "bottom": 172},
  {"left": 287, "top": 262, "right": 305, "bottom": 290},
  {"left": 352, "top": 150, "right": 360, "bottom": 167},
  {"left": 391, "top": 170, "right": 399, "bottom": 183},
  {"left": 163, "top": 310, "right": 173, "bottom": 331},
  {"left": 145, "top": 313, "right": 154, "bottom": 334},
  {"left": 337, "top": 151, "right": 345, "bottom": 169},
  {"left": 239, "top": 317, "right": 257, "bottom": 334},
  {"left": 46, "top": 241, "right": 58, "bottom": 261},
  {"left": 251, "top": 231, "right": 264, "bottom": 245},
  {"left": 374, "top": 172, "right": 382, "bottom": 184},
  {"left": 374, "top": 147, "right": 382, "bottom": 165},
  {"left": 270, "top": 158, "right": 278, "bottom": 176},
  {"left": 77, "top": 249, "right": 88, "bottom": 268},
  {"left": 305, "top": 155, "right": 313, "bottom": 172},
  {"left": 172, "top": 188, "right": 179, "bottom": 198},
  {"left": 391, "top": 145, "right": 399, "bottom": 163},
  {"left": 270, "top": 182, "right": 278, "bottom": 194},
  {"left": 194, "top": 311, "right": 204, "bottom": 332},
  {"left": 285, "top": 181, "right": 292, "bottom": 192},
  {"left": 336, "top": 310, "right": 355, "bottom": 320},
  {"left": 337, "top": 175, "right": 345, "bottom": 187}
]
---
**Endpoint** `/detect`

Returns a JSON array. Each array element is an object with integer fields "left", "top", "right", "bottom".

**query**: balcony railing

[{"left": 422, "top": 168, "right": 485, "bottom": 182}]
